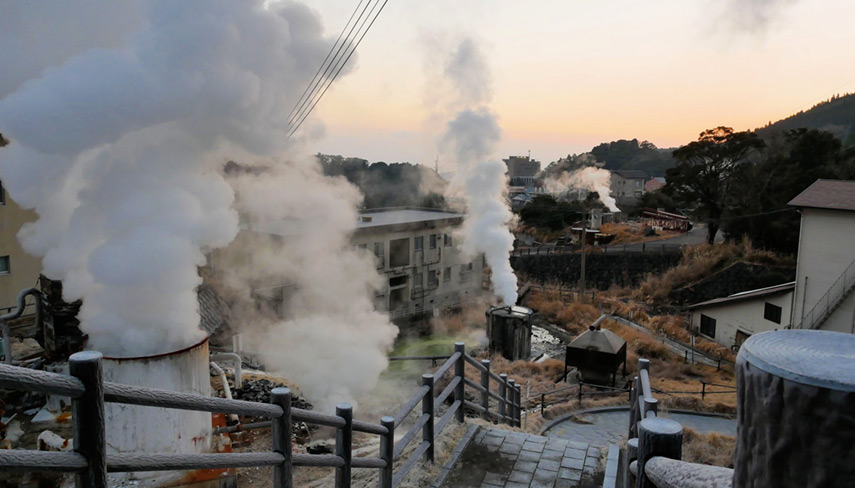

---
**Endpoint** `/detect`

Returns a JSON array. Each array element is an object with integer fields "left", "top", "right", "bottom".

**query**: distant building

[
  {"left": 645, "top": 176, "right": 666, "bottom": 192},
  {"left": 0, "top": 181, "right": 43, "bottom": 309},
  {"left": 351, "top": 208, "right": 485, "bottom": 320},
  {"left": 610, "top": 169, "right": 648, "bottom": 208},
  {"left": 789, "top": 180, "right": 855, "bottom": 333},
  {"left": 503, "top": 156, "right": 541, "bottom": 187},
  {"left": 688, "top": 282, "right": 795, "bottom": 350}
]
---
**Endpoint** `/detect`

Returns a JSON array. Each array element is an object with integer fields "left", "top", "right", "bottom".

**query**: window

[
  {"left": 634, "top": 191, "right": 642, "bottom": 198},
  {"left": 764, "top": 303, "right": 782, "bottom": 324},
  {"left": 428, "top": 270, "right": 438, "bottom": 287},
  {"left": 429, "top": 234, "right": 437, "bottom": 249},
  {"left": 443, "top": 266, "right": 451, "bottom": 282},
  {"left": 0, "top": 256, "right": 9, "bottom": 274},
  {"left": 389, "top": 238, "right": 410, "bottom": 268},
  {"left": 414, "top": 236, "right": 424, "bottom": 252},
  {"left": 462, "top": 262, "right": 474, "bottom": 272},
  {"left": 414, "top": 272, "right": 423, "bottom": 287},
  {"left": 635, "top": 180, "right": 642, "bottom": 187},
  {"left": 357, "top": 243, "right": 367, "bottom": 250},
  {"left": 389, "top": 276, "right": 407, "bottom": 288},
  {"left": 373, "top": 242, "right": 384, "bottom": 268},
  {"left": 443, "top": 234, "right": 452, "bottom": 247},
  {"left": 700, "top": 314, "right": 716, "bottom": 338}
]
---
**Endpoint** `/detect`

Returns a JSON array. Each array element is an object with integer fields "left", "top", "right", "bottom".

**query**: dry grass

[
  {"left": 682, "top": 428, "right": 736, "bottom": 468},
  {"left": 599, "top": 222, "right": 680, "bottom": 245}
]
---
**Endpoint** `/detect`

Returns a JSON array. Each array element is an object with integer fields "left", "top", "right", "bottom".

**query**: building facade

[
  {"left": 0, "top": 181, "right": 43, "bottom": 310},
  {"left": 503, "top": 156, "right": 541, "bottom": 187},
  {"left": 351, "top": 208, "right": 485, "bottom": 320},
  {"left": 688, "top": 282, "right": 794, "bottom": 349},
  {"left": 789, "top": 180, "right": 855, "bottom": 333},
  {"left": 610, "top": 169, "right": 648, "bottom": 208}
]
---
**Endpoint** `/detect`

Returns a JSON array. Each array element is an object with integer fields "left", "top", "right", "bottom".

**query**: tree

[{"left": 665, "top": 127, "right": 765, "bottom": 244}]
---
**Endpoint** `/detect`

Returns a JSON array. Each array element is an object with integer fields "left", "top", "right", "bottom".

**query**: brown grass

[
  {"left": 600, "top": 222, "right": 680, "bottom": 245},
  {"left": 682, "top": 428, "right": 736, "bottom": 468}
]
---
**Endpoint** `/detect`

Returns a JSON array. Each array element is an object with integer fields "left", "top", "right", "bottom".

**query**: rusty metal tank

[
  {"left": 486, "top": 306, "right": 534, "bottom": 360},
  {"left": 102, "top": 336, "right": 212, "bottom": 483}
]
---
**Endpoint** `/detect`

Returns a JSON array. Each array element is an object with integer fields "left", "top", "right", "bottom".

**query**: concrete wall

[
  {"left": 792, "top": 208, "right": 855, "bottom": 333},
  {"left": 610, "top": 175, "right": 645, "bottom": 207},
  {"left": 0, "top": 193, "right": 42, "bottom": 309},
  {"left": 511, "top": 251, "right": 682, "bottom": 290},
  {"left": 691, "top": 291, "right": 793, "bottom": 348},
  {"left": 352, "top": 223, "right": 484, "bottom": 318}
]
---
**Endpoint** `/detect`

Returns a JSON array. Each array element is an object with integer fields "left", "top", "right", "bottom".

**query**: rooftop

[
  {"left": 688, "top": 281, "right": 795, "bottom": 310},
  {"left": 788, "top": 179, "right": 855, "bottom": 212},
  {"left": 612, "top": 169, "right": 648, "bottom": 179},
  {"left": 355, "top": 208, "right": 463, "bottom": 229}
]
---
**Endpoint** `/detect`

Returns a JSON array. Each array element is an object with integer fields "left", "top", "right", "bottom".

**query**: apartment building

[
  {"left": 0, "top": 181, "right": 42, "bottom": 310},
  {"left": 610, "top": 169, "right": 648, "bottom": 208}
]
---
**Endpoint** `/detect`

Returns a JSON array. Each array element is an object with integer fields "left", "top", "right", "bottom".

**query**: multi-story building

[
  {"left": 610, "top": 169, "right": 648, "bottom": 208},
  {"left": 0, "top": 181, "right": 43, "bottom": 310},
  {"left": 789, "top": 179, "right": 855, "bottom": 333},
  {"left": 503, "top": 156, "right": 541, "bottom": 187},
  {"left": 351, "top": 208, "right": 485, "bottom": 320}
]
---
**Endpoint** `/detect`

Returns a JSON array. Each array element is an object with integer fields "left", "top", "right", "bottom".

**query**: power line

[
  {"left": 287, "top": 0, "right": 375, "bottom": 130},
  {"left": 287, "top": 0, "right": 390, "bottom": 139},
  {"left": 285, "top": 0, "right": 368, "bottom": 125}
]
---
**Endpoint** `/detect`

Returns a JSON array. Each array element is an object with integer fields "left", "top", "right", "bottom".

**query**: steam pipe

[
  {"left": 1, "top": 288, "right": 42, "bottom": 365},
  {"left": 591, "top": 314, "right": 608, "bottom": 331},
  {"left": 210, "top": 352, "right": 243, "bottom": 388},
  {"left": 210, "top": 361, "right": 239, "bottom": 423}
]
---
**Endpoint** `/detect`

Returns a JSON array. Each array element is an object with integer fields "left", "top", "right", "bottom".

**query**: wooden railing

[{"left": 0, "top": 343, "right": 520, "bottom": 488}]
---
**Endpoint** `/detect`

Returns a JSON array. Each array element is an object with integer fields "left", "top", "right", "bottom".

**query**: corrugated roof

[
  {"left": 788, "top": 179, "right": 855, "bottom": 212},
  {"left": 688, "top": 281, "right": 795, "bottom": 310},
  {"left": 568, "top": 328, "right": 626, "bottom": 354}
]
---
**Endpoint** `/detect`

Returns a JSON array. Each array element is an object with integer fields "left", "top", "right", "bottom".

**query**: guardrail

[
  {"left": 512, "top": 243, "right": 686, "bottom": 257},
  {"left": 0, "top": 343, "right": 521, "bottom": 488},
  {"left": 625, "top": 358, "right": 734, "bottom": 488}
]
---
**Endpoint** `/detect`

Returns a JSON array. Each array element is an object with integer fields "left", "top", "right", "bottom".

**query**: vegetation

[
  {"left": 590, "top": 138, "right": 676, "bottom": 177},
  {"left": 517, "top": 194, "right": 587, "bottom": 232},
  {"left": 757, "top": 92, "right": 855, "bottom": 147}
]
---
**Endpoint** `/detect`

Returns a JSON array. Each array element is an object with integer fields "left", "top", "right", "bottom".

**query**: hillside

[{"left": 757, "top": 92, "right": 855, "bottom": 146}]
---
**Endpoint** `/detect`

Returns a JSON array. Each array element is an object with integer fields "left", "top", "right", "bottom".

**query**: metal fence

[
  {"left": 0, "top": 342, "right": 521, "bottom": 488},
  {"left": 511, "top": 243, "right": 686, "bottom": 257}
]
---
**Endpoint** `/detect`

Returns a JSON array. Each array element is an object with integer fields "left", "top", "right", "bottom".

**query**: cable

[
  {"left": 287, "top": 0, "right": 390, "bottom": 139},
  {"left": 285, "top": 0, "right": 368, "bottom": 125}
]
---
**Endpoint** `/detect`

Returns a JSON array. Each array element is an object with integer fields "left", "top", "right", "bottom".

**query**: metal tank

[
  {"left": 102, "top": 336, "right": 212, "bottom": 483},
  {"left": 486, "top": 306, "right": 534, "bottom": 360}
]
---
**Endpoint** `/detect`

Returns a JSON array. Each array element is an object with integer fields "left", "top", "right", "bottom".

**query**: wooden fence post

[
  {"left": 335, "top": 404, "right": 353, "bottom": 488},
  {"left": 422, "top": 374, "right": 435, "bottom": 463},
  {"left": 636, "top": 418, "right": 682, "bottom": 488},
  {"left": 480, "top": 359, "right": 490, "bottom": 421},
  {"left": 379, "top": 416, "right": 395, "bottom": 488},
  {"left": 69, "top": 351, "right": 107, "bottom": 488},
  {"left": 514, "top": 384, "right": 522, "bottom": 427},
  {"left": 498, "top": 373, "right": 507, "bottom": 421},
  {"left": 454, "top": 343, "right": 465, "bottom": 423},
  {"left": 507, "top": 379, "right": 516, "bottom": 424},
  {"left": 271, "top": 387, "right": 292, "bottom": 488}
]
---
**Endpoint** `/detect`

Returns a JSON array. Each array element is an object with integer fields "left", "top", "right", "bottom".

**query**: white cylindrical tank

[{"left": 102, "top": 336, "right": 212, "bottom": 480}]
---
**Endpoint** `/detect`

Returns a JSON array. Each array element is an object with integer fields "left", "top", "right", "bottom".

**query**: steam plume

[
  {"left": 718, "top": 0, "right": 798, "bottom": 33},
  {"left": 0, "top": 0, "right": 351, "bottom": 357},
  {"left": 544, "top": 167, "right": 619, "bottom": 212},
  {"left": 437, "top": 38, "right": 518, "bottom": 306}
]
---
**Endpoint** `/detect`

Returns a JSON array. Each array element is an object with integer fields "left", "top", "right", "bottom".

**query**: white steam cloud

[
  {"left": 544, "top": 167, "right": 619, "bottom": 212},
  {"left": 0, "top": 0, "right": 366, "bottom": 361},
  {"left": 436, "top": 38, "right": 518, "bottom": 306}
]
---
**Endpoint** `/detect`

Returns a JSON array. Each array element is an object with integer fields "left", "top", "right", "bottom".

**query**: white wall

[
  {"left": 791, "top": 208, "right": 855, "bottom": 333},
  {"left": 691, "top": 291, "right": 793, "bottom": 348}
]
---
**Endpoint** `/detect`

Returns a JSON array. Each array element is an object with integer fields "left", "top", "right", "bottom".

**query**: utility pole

[{"left": 579, "top": 211, "right": 586, "bottom": 302}]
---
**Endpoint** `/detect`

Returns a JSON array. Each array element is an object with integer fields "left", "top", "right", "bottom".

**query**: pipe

[
  {"left": 1, "top": 288, "right": 42, "bottom": 365},
  {"left": 210, "top": 352, "right": 242, "bottom": 388},
  {"left": 210, "top": 361, "right": 239, "bottom": 423},
  {"left": 591, "top": 314, "right": 608, "bottom": 330}
]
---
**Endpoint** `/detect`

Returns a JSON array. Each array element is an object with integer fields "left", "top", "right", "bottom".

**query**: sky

[{"left": 302, "top": 0, "right": 855, "bottom": 169}]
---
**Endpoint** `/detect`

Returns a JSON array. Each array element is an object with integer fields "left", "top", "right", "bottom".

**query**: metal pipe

[
  {"left": 210, "top": 362, "right": 239, "bottom": 423},
  {"left": 1, "top": 288, "right": 41, "bottom": 365},
  {"left": 210, "top": 352, "right": 243, "bottom": 388}
]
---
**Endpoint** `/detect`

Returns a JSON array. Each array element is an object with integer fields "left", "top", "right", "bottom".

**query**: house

[
  {"left": 688, "top": 282, "right": 795, "bottom": 349},
  {"left": 609, "top": 169, "right": 648, "bottom": 208},
  {"left": 350, "top": 208, "right": 485, "bottom": 320},
  {"left": 789, "top": 179, "right": 855, "bottom": 333},
  {"left": 503, "top": 155, "right": 541, "bottom": 187},
  {"left": 645, "top": 176, "right": 666, "bottom": 192},
  {"left": 0, "top": 180, "right": 43, "bottom": 310}
]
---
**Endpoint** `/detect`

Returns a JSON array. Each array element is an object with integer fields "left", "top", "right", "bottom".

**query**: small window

[
  {"left": 357, "top": 243, "right": 367, "bottom": 250},
  {"left": 462, "top": 262, "right": 474, "bottom": 272},
  {"left": 414, "top": 272, "right": 423, "bottom": 287},
  {"left": 389, "top": 238, "right": 410, "bottom": 267},
  {"left": 429, "top": 234, "right": 437, "bottom": 249},
  {"left": 443, "top": 267, "right": 451, "bottom": 282},
  {"left": 0, "top": 256, "right": 10, "bottom": 274},
  {"left": 700, "top": 314, "right": 716, "bottom": 338},
  {"left": 444, "top": 234, "right": 452, "bottom": 247},
  {"left": 764, "top": 303, "right": 782, "bottom": 324},
  {"left": 373, "top": 242, "right": 384, "bottom": 268},
  {"left": 389, "top": 276, "right": 407, "bottom": 288},
  {"left": 414, "top": 236, "right": 424, "bottom": 251},
  {"left": 635, "top": 180, "right": 642, "bottom": 187},
  {"left": 428, "top": 270, "right": 438, "bottom": 287}
]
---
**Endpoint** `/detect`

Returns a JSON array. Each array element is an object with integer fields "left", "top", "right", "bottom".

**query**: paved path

[
  {"left": 442, "top": 427, "right": 603, "bottom": 488},
  {"left": 545, "top": 409, "right": 736, "bottom": 447}
]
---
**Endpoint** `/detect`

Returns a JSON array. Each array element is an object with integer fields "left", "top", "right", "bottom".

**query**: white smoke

[
  {"left": 436, "top": 38, "right": 518, "bottom": 306},
  {"left": 0, "top": 0, "right": 359, "bottom": 358},
  {"left": 544, "top": 167, "right": 619, "bottom": 212},
  {"left": 717, "top": 0, "right": 799, "bottom": 34}
]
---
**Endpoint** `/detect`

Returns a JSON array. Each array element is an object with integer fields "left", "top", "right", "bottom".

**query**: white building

[
  {"left": 688, "top": 282, "right": 795, "bottom": 349},
  {"left": 789, "top": 179, "right": 855, "bottom": 333},
  {"left": 351, "top": 208, "right": 485, "bottom": 320},
  {"left": 610, "top": 169, "right": 648, "bottom": 208}
]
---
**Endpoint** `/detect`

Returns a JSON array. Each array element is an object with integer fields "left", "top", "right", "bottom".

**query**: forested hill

[
  {"left": 588, "top": 139, "right": 676, "bottom": 177},
  {"left": 756, "top": 93, "right": 855, "bottom": 146}
]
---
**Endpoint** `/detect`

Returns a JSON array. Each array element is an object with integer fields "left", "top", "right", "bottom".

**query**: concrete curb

[
  {"left": 540, "top": 406, "right": 735, "bottom": 436},
  {"left": 430, "top": 423, "right": 481, "bottom": 488}
]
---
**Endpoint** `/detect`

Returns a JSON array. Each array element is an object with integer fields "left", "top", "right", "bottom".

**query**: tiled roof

[
  {"left": 612, "top": 169, "right": 648, "bottom": 179},
  {"left": 788, "top": 179, "right": 855, "bottom": 212}
]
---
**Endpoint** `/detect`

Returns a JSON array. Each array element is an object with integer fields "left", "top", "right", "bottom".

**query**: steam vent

[
  {"left": 565, "top": 317, "right": 627, "bottom": 385},
  {"left": 486, "top": 305, "right": 534, "bottom": 360}
]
